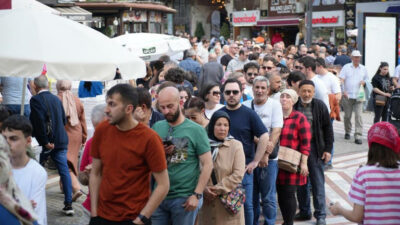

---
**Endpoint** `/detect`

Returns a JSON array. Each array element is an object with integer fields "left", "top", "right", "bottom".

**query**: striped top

[{"left": 348, "top": 164, "right": 400, "bottom": 225}]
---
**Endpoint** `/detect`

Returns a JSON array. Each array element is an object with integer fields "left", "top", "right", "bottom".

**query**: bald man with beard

[{"left": 152, "top": 86, "right": 213, "bottom": 225}]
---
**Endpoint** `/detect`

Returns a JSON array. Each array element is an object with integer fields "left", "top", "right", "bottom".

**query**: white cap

[{"left": 351, "top": 50, "right": 362, "bottom": 57}]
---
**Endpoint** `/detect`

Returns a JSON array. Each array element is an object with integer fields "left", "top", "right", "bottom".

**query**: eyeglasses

[
  {"left": 287, "top": 57, "right": 294, "bottom": 60},
  {"left": 211, "top": 91, "right": 220, "bottom": 96},
  {"left": 247, "top": 73, "right": 257, "bottom": 77},
  {"left": 224, "top": 90, "right": 240, "bottom": 96},
  {"left": 295, "top": 66, "right": 304, "bottom": 70},
  {"left": 277, "top": 55, "right": 283, "bottom": 58},
  {"left": 262, "top": 66, "right": 274, "bottom": 70}
]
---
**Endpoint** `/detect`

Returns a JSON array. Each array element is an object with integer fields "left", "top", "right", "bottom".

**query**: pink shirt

[
  {"left": 80, "top": 138, "right": 93, "bottom": 212},
  {"left": 348, "top": 164, "right": 400, "bottom": 225}
]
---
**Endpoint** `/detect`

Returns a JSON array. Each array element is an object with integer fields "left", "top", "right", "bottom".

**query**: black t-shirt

[
  {"left": 136, "top": 78, "right": 150, "bottom": 89},
  {"left": 220, "top": 54, "right": 233, "bottom": 67},
  {"left": 371, "top": 74, "right": 392, "bottom": 96}
]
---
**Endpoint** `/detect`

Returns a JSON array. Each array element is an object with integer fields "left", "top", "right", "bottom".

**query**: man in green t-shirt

[{"left": 152, "top": 86, "right": 213, "bottom": 225}]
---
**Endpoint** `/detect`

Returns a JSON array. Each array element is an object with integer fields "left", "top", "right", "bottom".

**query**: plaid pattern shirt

[{"left": 277, "top": 110, "right": 311, "bottom": 186}]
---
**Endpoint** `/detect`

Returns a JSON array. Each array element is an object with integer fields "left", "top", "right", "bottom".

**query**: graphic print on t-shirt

[{"left": 165, "top": 137, "right": 189, "bottom": 164}]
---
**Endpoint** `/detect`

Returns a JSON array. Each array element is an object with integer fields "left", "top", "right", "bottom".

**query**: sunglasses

[
  {"left": 277, "top": 55, "right": 283, "bottom": 58},
  {"left": 211, "top": 91, "right": 220, "bottom": 96},
  {"left": 295, "top": 66, "right": 304, "bottom": 70},
  {"left": 224, "top": 90, "right": 240, "bottom": 96},
  {"left": 262, "top": 66, "right": 274, "bottom": 70},
  {"left": 287, "top": 57, "right": 294, "bottom": 60},
  {"left": 247, "top": 73, "right": 257, "bottom": 77}
]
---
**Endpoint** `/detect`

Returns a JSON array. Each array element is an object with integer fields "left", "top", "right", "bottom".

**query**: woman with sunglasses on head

[
  {"left": 330, "top": 122, "right": 400, "bottom": 224},
  {"left": 200, "top": 83, "right": 224, "bottom": 120},
  {"left": 184, "top": 97, "right": 209, "bottom": 128},
  {"left": 371, "top": 62, "right": 394, "bottom": 123},
  {"left": 198, "top": 111, "right": 245, "bottom": 225}
]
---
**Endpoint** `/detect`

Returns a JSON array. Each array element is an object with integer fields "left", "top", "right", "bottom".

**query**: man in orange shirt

[{"left": 89, "top": 84, "right": 170, "bottom": 225}]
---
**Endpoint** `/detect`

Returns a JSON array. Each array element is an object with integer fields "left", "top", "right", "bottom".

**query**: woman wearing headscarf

[
  {"left": 330, "top": 122, "right": 400, "bottom": 224},
  {"left": 56, "top": 80, "right": 87, "bottom": 201},
  {"left": 0, "top": 135, "right": 39, "bottom": 225},
  {"left": 198, "top": 111, "right": 246, "bottom": 225}
]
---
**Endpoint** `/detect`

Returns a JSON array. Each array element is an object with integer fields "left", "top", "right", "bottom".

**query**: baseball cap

[{"left": 368, "top": 122, "right": 400, "bottom": 154}]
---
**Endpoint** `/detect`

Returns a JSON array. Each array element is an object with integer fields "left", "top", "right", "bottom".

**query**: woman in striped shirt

[{"left": 329, "top": 122, "right": 400, "bottom": 224}]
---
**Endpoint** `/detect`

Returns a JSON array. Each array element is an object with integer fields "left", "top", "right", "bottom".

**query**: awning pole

[{"left": 20, "top": 78, "right": 27, "bottom": 116}]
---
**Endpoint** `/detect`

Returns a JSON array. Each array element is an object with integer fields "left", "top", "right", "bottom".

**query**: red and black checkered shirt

[{"left": 277, "top": 110, "right": 311, "bottom": 186}]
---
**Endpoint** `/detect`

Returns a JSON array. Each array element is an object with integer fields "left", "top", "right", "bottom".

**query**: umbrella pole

[{"left": 20, "top": 78, "right": 27, "bottom": 116}]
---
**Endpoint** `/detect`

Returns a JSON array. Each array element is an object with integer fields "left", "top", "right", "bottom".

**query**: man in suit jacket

[{"left": 29, "top": 75, "right": 74, "bottom": 216}]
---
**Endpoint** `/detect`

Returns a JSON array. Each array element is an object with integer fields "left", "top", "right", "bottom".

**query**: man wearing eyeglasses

[
  {"left": 219, "top": 78, "right": 270, "bottom": 225},
  {"left": 243, "top": 76, "right": 283, "bottom": 225},
  {"left": 260, "top": 56, "right": 278, "bottom": 76},
  {"left": 243, "top": 62, "right": 260, "bottom": 99}
]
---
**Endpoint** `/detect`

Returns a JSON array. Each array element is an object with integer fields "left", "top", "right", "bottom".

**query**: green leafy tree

[
  {"left": 194, "top": 22, "right": 205, "bottom": 40},
  {"left": 220, "top": 22, "right": 230, "bottom": 40}
]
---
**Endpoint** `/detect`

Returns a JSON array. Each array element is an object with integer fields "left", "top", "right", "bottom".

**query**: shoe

[
  {"left": 324, "top": 164, "right": 333, "bottom": 171},
  {"left": 72, "top": 191, "right": 83, "bottom": 202},
  {"left": 355, "top": 139, "right": 362, "bottom": 145},
  {"left": 294, "top": 212, "right": 311, "bottom": 221},
  {"left": 63, "top": 203, "right": 74, "bottom": 216},
  {"left": 316, "top": 218, "right": 326, "bottom": 225},
  {"left": 344, "top": 133, "right": 350, "bottom": 140}
]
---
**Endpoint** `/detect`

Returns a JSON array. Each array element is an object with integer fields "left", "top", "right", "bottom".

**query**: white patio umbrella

[
  {"left": 113, "top": 33, "right": 192, "bottom": 61},
  {"left": 0, "top": 9, "right": 146, "bottom": 81}
]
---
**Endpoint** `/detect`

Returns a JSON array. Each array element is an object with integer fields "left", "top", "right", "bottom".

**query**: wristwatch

[
  {"left": 137, "top": 214, "right": 151, "bottom": 225},
  {"left": 192, "top": 192, "right": 203, "bottom": 200}
]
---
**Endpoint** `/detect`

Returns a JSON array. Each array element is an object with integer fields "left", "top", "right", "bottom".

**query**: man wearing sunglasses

[
  {"left": 219, "top": 78, "right": 270, "bottom": 225},
  {"left": 260, "top": 56, "right": 278, "bottom": 76},
  {"left": 243, "top": 62, "right": 260, "bottom": 99}
]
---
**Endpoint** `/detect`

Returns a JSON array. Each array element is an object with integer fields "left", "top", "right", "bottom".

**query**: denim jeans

[
  {"left": 151, "top": 196, "right": 203, "bottom": 225},
  {"left": 5, "top": 104, "right": 30, "bottom": 117},
  {"left": 242, "top": 172, "right": 254, "bottom": 225},
  {"left": 297, "top": 143, "right": 326, "bottom": 219},
  {"left": 253, "top": 160, "right": 278, "bottom": 225},
  {"left": 40, "top": 148, "right": 72, "bottom": 204}
]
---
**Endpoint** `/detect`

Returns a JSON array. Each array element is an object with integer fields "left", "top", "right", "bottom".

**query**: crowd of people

[{"left": 0, "top": 34, "right": 400, "bottom": 225}]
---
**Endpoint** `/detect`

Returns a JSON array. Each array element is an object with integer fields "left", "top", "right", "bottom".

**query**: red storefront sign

[
  {"left": 233, "top": 15, "right": 257, "bottom": 24},
  {"left": 312, "top": 16, "right": 339, "bottom": 25}
]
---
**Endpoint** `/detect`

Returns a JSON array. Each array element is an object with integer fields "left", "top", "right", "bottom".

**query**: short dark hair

[
  {"left": 0, "top": 106, "right": 10, "bottom": 124},
  {"left": 243, "top": 62, "right": 260, "bottom": 73},
  {"left": 178, "top": 86, "right": 192, "bottom": 100},
  {"left": 158, "top": 55, "right": 170, "bottom": 63},
  {"left": 165, "top": 68, "right": 186, "bottom": 84},
  {"left": 200, "top": 83, "right": 220, "bottom": 102},
  {"left": 150, "top": 60, "right": 164, "bottom": 71},
  {"left": 222, "top": 78, "right": 242, "bottom": 92},
  {"left": 239, "top": 49, "right": 245, "bottom": 55},
  {"left": 287, "top": 71, "right": 306, "bottom": 87},
  {"left": 1, "top": 115, "right": 32, "bottom": 137},
  {"left": 248, "top": 53, "right": 260, "bottom": 61},
  {"left": 316, "top": 57, "right": 326, "bottom": 68},
  {"left": 106, "top": 84, "right": 138, "bottom": 108},
  {"left": 298, "top": 56, "right": 316, "bottom": 71},
  {"left": 367, "top": 142, "right": 400, "bottom": 168},
  {"left": 137, "top": 87, "right": 152, "bottom": 109},
  {"left": 184, "top": 96, "right": 205, "bottom": 112},
  {"left": 299, "top": 80, "right": 315, "bottom": 89},
  {"left": 262, "top": 56, "right": 278, "bottom": 65}
]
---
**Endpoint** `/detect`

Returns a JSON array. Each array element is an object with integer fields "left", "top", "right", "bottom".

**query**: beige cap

[{"left": 281, "top": 89, "right": 298, "bottom": 103}]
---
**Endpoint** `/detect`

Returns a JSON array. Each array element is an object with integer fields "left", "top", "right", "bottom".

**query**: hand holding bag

[{"left": 278, "top": 146, "right": 302, "bottom": 173}]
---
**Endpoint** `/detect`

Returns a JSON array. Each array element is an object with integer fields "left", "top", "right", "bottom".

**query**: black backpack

[{"left": 390, "top": 88, "right": 400, "bottom": 120}]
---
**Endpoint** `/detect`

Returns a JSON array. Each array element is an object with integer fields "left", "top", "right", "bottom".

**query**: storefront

[
  {"left": 75, "top": 2, "right": 176, "bottom": 37},
  {"left": 311, "top": 10, "right": 345, "bottom": 46},
  {"left": 231, "top": 10, "right": 260, "bottom": 40},
  {"left": 256, "top": 0, "right": 304, "bottom": 45}
]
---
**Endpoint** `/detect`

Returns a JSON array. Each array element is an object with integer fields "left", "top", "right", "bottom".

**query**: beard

[
  {"left": 301, "top": 98, "right": 312, "bottom": 104},
  {"left": 226, "top": 98, "right": 240, "bottom": 108},
  {"left": 165, "top": 107, "right": 181, "bottom": 123},
  {"left": 108, "top": 113, "right": 124, "bottom": 126}
]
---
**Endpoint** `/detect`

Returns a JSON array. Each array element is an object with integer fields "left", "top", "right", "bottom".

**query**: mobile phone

[{"left": 163, "top": 140, "right": 173, "bottom": 146}]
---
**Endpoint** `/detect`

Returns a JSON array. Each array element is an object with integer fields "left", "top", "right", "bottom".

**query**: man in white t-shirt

[
  {"left": 243, "top": 76, "right": 283, "bottom": 225},
  {"left": 2, "top": 115, "right": 47, "bottom": 225}
]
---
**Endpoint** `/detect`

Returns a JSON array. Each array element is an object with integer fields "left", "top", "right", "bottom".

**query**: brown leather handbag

[
  {"left": 375, "top": 94, "right": 387, "bottom": 106},
  {"left": 278, "top": 146, "right": 302, "bottom": 173}
]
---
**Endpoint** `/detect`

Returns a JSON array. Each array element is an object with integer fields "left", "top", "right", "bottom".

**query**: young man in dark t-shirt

[{"left": 218, "top": 78, "right": 270, "bottom": 225}]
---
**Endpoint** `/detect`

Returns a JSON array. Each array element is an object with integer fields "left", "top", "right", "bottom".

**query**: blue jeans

[
  {"left": 242, "top": 172, "right": 254, "bottom": 225},
  {"left": 40, "top": 148, "right": 72, "bottom": 204},
  {"left": 253, "top": 160, "right": 278, "bottom": 225},
  {"left": 297, "top": 143, "right": 326, "bottom": 219},
  {"left": 5, "top": 104, "right": 30, "bottom": 117},
  {"left": 151, "top": 196, "right": 203, "bottom": 225}
]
